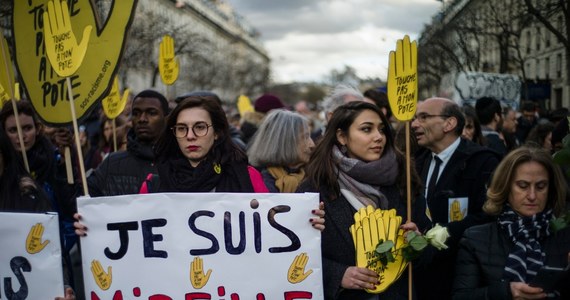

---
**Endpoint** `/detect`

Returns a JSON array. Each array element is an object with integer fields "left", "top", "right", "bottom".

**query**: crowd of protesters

[{"left": 1, "top": 84, "right": 570, "bottom": 300}]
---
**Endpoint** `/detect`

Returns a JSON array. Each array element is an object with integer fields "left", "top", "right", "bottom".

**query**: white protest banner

[
  {"left": 78, "top": 193, "right": 323, "bottom": 300},
  {"left": 0, "top": 212, "right": 64, "bottom": 299}
]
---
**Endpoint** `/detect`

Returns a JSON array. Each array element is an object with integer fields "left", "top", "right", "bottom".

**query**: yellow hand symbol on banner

[
  {"left": 102, "top": 76, "right": 130, "bottom": 119},
  {"left": 0, "top": 35, "right": 15, "bottom": 106},
  {"left": 159, "top": 35, "right": 180, "bottom": 85},
  {"left": 450, "top": 200, "right": 466, "bottom": 221},
  {"left": 43, "top": 0, "right": 92, "bottom": 77},
  {"left": 287, "top": 252, "right": 313, "bottom": 283},
  {"left": 91, "top": 260, "right": 112, "bottom": 291},
  {"left": 237, "top": 95, "right": 254, "bottom": 117},
  {"left": 387, "top": 35, "right": 418, "bottom": 121},
  {"left": 190, "top": 257, "right": 212, "bottom": 289},
  {"left": 26, "top": 223, "right": 50, "bottom": 254}
]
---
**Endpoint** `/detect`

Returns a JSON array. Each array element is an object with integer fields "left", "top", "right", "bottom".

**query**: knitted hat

[{"left": 254, "top": 94, "right": 285, "bottom": 113}]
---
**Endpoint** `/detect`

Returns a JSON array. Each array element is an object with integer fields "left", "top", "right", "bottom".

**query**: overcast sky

[{"left": 227, "top": 0, "right": 443, "bottom": 84}]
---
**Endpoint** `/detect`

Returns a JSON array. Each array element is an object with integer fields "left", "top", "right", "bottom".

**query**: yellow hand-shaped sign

[
  {"left": 13, "top": 0, "right": 137, "bottom": 125},
  {"left": 450, "top": 199, "right": 466, "bottom": 222},
  {"left": 159, "top": 35, "right": 180, "bottom": 85},
  {"left": 237, "top": 95, "right": 254, "bottom": 117},
  {"left": 351, "top": 206, "right": 408, "bottom": 293},
  {"left": 0, "top": 35, "right": 15, "bottom": 106},
  {"left": 190, "top": 256, "right": 212, "bottom": 289},
  {"left": 102, "top": 76, "right": 130, "bottom": 119},
  {"left": 287, "top": 252, "right": 313, "bottom": 283},
  {"left": 91, "top": 260, "right": 112, "bottom": 291},
  {"left": 43, "top": 0, "right": 92, "bottom": 77},
  {"left": 26, "top": 223, "right": 50, "bottom": 254},
  {"left": 387, "top": 35, "right": 418, "bottom": 121}
]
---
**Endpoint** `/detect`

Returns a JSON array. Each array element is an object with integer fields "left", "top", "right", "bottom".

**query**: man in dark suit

[{"left": 411, "top": 97, "right": 500, "bottom": 300}]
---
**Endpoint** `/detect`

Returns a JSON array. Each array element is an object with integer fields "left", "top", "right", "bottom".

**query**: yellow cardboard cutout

[
  {"left": 43, "top": 0, "right": 92, "bottom": 77},
  {"left": 13, "top": 0, "right": 138, "bottom": 125},
  {"left": 0, "top": 35, "right": 15, "bottom": 105},
  {"left": 159, "top": 35, "right": 179, "bottom": 85},
  {"left": 350, "top": 206, "right": 408, "bottom": 293},
  {"left": 387, "top": 35, "right": 418, "bottom": 121},
  {"left": 102, "top": 76, "right": 130, "bottom": 119},
  {"left": 237, "top": 95, "right": 254, "bottom": 116}
]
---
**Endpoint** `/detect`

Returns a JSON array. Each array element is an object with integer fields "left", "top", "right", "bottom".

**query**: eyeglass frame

[
  {"left": 412, "top": 113, "right": 450, "bottom": 123},
  {"left": 171, "top": 122, "right": 213, "bottom": 138}
]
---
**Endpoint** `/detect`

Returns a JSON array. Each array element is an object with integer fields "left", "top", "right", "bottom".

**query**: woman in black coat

[
  {"left": 297, "top": 102, "right": 428, "bottom": 300},
  {"left": 453, "top": 147, "right": 570, "bottom": 299}
]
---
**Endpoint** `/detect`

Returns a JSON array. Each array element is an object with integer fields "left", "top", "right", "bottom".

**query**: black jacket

[
  {"left": 453, "top": 222, "right": 570, "bottom": 299},
  {"left": 87, "top": 133, "right": 156, "bottom": 197},
  {"left": 414, "top": 138, "right": 500, "bottom": 300},
  {"left": 297, "top": 181, "right": 429, "bottom": 300}
]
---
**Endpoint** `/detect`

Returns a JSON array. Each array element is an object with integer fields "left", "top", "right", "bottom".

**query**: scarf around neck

[
  {"left": 498, "top": 205, "right": 552, "bottom": 284},
  {"left": 332, "top": 145, "right": 398, "bottom": 209},
  {"left": 267, "top": 166, "right": 305, "bottom": 193}
]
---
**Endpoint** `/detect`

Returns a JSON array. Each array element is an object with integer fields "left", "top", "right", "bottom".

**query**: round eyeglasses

[{"left": 171, "top": 122, "right": 212, "bottom": 138}]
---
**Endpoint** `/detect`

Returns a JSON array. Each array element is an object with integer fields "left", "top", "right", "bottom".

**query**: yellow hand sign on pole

[
  {"left": 13, "top": 0, "right": 138, "bottom": 125},
  {"left": 237, "top": 95, "right": 254, "bottom": 117},
  {"left": 102, "top": 76, "right": 130, "bottom": 120},
  {"left": 386, "top": 35, "right": 418, "bottom": 300},
  {"left": 43, "top": 0, "right": 90, "bottom": 196},
  {"left": 159, "top": 35, "right": 180, "bottom": 85},
  {"left": 387, "top": 35, "right": 418, "bottom": 122}
]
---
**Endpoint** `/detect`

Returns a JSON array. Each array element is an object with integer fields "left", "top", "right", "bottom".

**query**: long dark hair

[
  {"left": 303, "top": 101, "right": 418, "bottom": 200},
  {"left": 0, "top": 124, "right": 49, "bottom": 211},
  {"left": 154, "top": 96, "right": 247, "bottom": 165}
]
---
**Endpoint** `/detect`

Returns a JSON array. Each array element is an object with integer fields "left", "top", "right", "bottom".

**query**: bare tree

[{"left": 524, "top": 0, "right": 570, "bottom": 84}]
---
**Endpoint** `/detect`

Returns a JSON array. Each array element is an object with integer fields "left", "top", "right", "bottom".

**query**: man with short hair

[
  {"left": 516, "top": 101, "right": 538, "bottom": 143},
  {"left": 501, "top": 106, "right": 519, "bottom": 151},
  {"left": 475, "top": 97, "right": 507, "bottom": 157},
  {"left": 87, "top": 90, "right": 169, "bottom": 196},
  {"left": 412, "top": 97, "right": 500, "bottom": 300}
]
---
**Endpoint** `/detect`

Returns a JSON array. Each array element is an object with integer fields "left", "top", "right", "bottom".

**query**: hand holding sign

[
  {"left": 287, "top": 252, "right": 313, "bottom": 283},
  {"left": 26, "top": 223, "right": 50, "bottom": 254},
  {"left": 102, "top": 76, "right": 130, "bottom": 119},
  {"left": 387, "top": 35, "right": 418, "bottom": 121},
  {"left": 190, "top": 256, "right": 212, "bottom": 289},
  {"left": 91, "top": 260, "right": 112, "bottom": 290},
  {"left": 43, "top": 0, "right": 92, "bottom": 77},
  {"left": 159, "top": 35, "right": 179, "bottom": 85}
]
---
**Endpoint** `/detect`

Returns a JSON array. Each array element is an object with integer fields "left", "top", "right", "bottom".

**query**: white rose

[{"left": 425, "top": 224, "right": 450, "bottom": 250}]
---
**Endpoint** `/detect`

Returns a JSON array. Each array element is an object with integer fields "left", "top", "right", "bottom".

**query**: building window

[
  {"left": 545, "top": 57, "right": 549, "bottom": 79},
  {"left": 545, "top": 30, "right": 550, "bottom": 48},
  {"left": 526, "top": 31, "right": 532, "bottom": 54},
  {"left": 557, "top": 54, "right": 562, "bottom": 78},
  {"left": 536, "top": 27, "right": 541, "bottom": 51}
]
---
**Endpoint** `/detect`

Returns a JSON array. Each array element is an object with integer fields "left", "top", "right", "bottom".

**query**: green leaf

[
  {"left": 550, "top": 217, "right": 568, "bottom": 233},
  {"left": 409, "top": 235, "right": 429, "bottom": 251},
  {"left": 406, "top": 231, "right": 418, "bottom": 243},
  {"left": 385, "top": 251, "right": 395, "bottom": 263},
  {"left": 376, "top": 240, "right": 395, "bottom": 254}
]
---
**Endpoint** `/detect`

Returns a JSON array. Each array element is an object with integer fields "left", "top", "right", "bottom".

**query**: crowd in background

[{"left": 1, "top": 84, "right": 570, "bottom": 300}]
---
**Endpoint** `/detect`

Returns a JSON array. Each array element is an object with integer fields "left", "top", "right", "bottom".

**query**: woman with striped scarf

[{"left": 453, "top": 146, "right": 570, "bottom": 299}]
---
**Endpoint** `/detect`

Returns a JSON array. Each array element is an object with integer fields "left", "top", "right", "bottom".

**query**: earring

[{"left": 340, "top": 145, "right": 347, "bottom": 154}]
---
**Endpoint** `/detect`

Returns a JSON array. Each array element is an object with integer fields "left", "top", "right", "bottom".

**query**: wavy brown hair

[{"left": 483, "top": 146, "right": 567, "bottom": 216}]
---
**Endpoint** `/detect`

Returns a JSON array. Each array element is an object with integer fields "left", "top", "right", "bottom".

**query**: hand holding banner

[
  {"left": 43, "top": 0, "right": 92, "bottom": 77},
  {"left": 159, "top": 35, "right": 180, "bottom": 85},
  {"left": 387, "top": 35, "right": 418, "bottom": 121}
]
